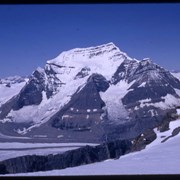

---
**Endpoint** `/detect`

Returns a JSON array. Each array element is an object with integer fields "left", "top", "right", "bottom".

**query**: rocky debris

[
  {"left": 161, "top": 127, "right": 180, "bottom": 143},
  {"left": 74, "top": 67, "right": 91, "bottom": 79},
  {"left": 89, "top": 73, "right": 110, "bottom": 92},
  {"left": 44, "top": 65, "right": 63, "bottom": 98},
  {"left": 131, "top": 128, "right": 157, "bottom": 151},
  {"left": 157, "top": 110, "right": 177, "bottom": 132}
]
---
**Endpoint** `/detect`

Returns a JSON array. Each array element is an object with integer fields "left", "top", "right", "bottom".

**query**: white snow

[
  {"left": 0, "top": 81, "right": 26, "bottom": 107},
  {"left": 143, "top": 57, "right": 151, "bottom": 61},
  {"left": 171, "top": 72, "right": 180, "bottom": 80},
  {"left": 36, "top": 67, "right": 44, "bottom": 73},
  {"left": 62, "top": 115, "right": 70, "bottom": 119},
  {"left": 0, "top": 142, "right": 98, "bottom": 149},
  {"left": 47, "top": 42, "right": 132, "bottom": 81},
  {"left": 100, "top": 80, "right": 135, "bottom": 123},
  {"left": 5, "top": 119, "right": 180, "bottom": 176},
  {"left": 138, "top": 82, "right": 146, "bottom": 87},
  {"left": 148, "top": 109, "right": 155, "bottom": 117},
  {"left": 139, "top": 98, "right": 152, "bottom": 108},
  {"left": 8, "top": 105, "right": 38, "bottom": 123},
  {"left": 177, "top": 108, "right": 180, "bottom": 115},
  {"left": 6, "top": 76, "right": 90, "bottom": 132},
  {"left": 174, "top": 88, "right": 180, "bottom": 97},
  {"left": 138, "top": 94, "right": 180, "bottom": 110},
  {"left": 57, "top": 135, "right": 64, "bottom": 138},
  {"left": 134, "top": 106, "right": 139, "bottom": 110},
  {"left": 154, "top": 94, "right": 180, "bottom": 109}
]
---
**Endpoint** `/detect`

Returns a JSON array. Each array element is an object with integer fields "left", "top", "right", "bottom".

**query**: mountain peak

[
  {"left": 47, "top": 42, "right": 130, "bottom": 63},
  {"left": 47, "top": 42, "right": 132, "bottom": 65},
  {"left": 45, "top": 43, "right": 133, "bottom": 81},
  {"left": 1, "top": 42, "right": 180, "bottom": 144},
  {"left": 69, "top": 42, "right": 118, "bottom": 53}
]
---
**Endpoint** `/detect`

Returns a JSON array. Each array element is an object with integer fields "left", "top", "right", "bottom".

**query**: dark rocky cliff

[
  {"left": 0, "top": 117, "right": 161, "bottom": 175},
  {"left": 0, "top": 139, "right": 132, "bottom": 174}
]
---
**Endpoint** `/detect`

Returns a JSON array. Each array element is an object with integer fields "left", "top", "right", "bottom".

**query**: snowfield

[
  {"left": 100, "top": 80, "right": 135, "bottom": 123},
  {"left": 171, "top": 72, "right": 180, "bottom": 81},
  {"left": 2, "top": 118, "right": 180, "bottom": 176},
  {"left": 0, "top": 81, "right": 26, "bottom": 107}
]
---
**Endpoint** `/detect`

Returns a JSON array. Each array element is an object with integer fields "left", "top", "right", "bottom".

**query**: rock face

[
  {"left": 0, "top": 119, "right": 162, "bottom": 175},
  {"left": 51, "top": 73, "right": 109, "bottom": 130},
  {"left": 0, "top": 43, "right": 180, "bottom": 143},
  {"left": 0, "top": 139, "right": 132, "bottom": 174},
  {"left": 131, "top": 129, "right": 157, "bottom": 151}
]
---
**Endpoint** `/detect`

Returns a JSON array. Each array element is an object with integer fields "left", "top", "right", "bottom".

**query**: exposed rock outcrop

[{"left": 0, "top": 139, "right": 132, "bottom": 174}]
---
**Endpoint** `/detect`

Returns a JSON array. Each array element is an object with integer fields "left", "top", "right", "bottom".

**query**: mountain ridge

[{"left": 0, "top": 42, "right": 180, "bottom": 143}]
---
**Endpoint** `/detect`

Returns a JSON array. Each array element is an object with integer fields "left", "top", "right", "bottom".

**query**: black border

[
  {"left": 0, "top": 1, "right": 180, "bottom": 180},
  {"left": 0, "top": 0, "right": 180, "bottom": 5}
]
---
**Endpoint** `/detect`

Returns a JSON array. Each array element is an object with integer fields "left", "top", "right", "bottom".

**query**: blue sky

[{"left": 0, "top": 4, "right": 180, "bottom": 78}]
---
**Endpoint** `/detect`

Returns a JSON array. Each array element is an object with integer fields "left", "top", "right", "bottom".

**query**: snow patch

[
  {"left": 0, "top": 81, "right": 26, "bottom": 107},
  {"left": 174, "top": 88, "right": 180, "bottom": 97},
  {"left": 62, "top": 115, "right": 70, "bottom": 120},
  {"left": 148, "top": 109, "right": 155, "bottom": 117},
  {"left": 177, "top": 109, "right": 180, "bottom": 115},
  {"left": 134, "top": 106, "right": 139, "bottom": 110},
  {"left": 139, "top": 94, "right": 180, "bottom": 110},
  {"left": 139, "top": 98, "right": 152, "bottom": 108},
  {"left": 171, "top": 72, "right": 180, "bottom": 80},
  {"left": 138, "top": 82, "right": 146, "bottom": 87},
  {"left": 100, "top": 80, "right": 134, "bottom": 123}
]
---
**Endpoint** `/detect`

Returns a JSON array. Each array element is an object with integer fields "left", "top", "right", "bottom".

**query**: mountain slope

[
  {"left": 0, "top": 76, "right": 27, "bottom": 108},
  {"left": 7, "top": 109, "right": 180, "bottom": 176},
  {"left": 0, "top": 42, "right": 180, "bottom": 143},
  {"left": 3, "top": 109, "right": 180, "bottom": 176}
]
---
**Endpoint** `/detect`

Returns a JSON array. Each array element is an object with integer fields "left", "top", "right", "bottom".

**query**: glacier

[{"left": 4, "top": 116, "right": 180, "bottom": 176}]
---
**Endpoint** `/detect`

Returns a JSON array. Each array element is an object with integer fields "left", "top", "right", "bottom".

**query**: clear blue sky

[{"left": 0, "top": 3, "right": 180, "bottom": 78}]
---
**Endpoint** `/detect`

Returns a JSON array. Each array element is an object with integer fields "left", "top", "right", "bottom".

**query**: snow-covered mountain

[
  {"left": 171, "top": 71, "right": 180, "bottom": 81},
  {"left": 0, "top": 42, "right": 180, "bottom": 143},
  {"left": 0, "top": 76, "right": 28, "bottom": 108}
]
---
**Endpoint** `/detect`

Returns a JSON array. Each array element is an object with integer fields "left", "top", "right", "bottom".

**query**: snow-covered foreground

[
  {"left": 2, "top": 119, "right": 180, "bottom": 176},
  {"left": 1, "top": 116, "right": 180, "bottom": 176}
]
